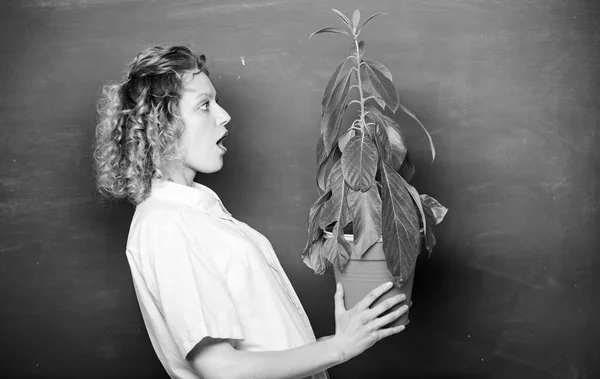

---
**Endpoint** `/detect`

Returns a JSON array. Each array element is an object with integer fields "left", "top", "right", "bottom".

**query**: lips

[{"left": 216, "top": 131, "right": 228, "bottom": 151}]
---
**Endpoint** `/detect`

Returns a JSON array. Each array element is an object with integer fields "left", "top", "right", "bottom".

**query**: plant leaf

[
  {"left": 400, "top": 179, "right": 427, "bottom": 236},
  {"left": 381, "top": 162, "right": 420, "bottom": 283},
  {"left": 363, "top": 62, "right": 399, "bottom": 112},
  {"left": 303, "top": 238, "right": 330, "bottom": 275},
  {"left": 366, "top": 120, "right": 391, "bottom": 166},
  {"left": 351, "top": 9, "right": 361, "bottom": 32},
  {"left": 399, "top": 151, "right": 415, "bottom": 182},
  {"left": 302, "top": 189, "right": 331, "bottom": 258},
  {"left": 331, "top": 8, "right": 353, "bottom": 30},
  {"left": 310, "top": 27, "right": 349, "bottom": 39},
  {"left": 341, "top": 134, "right": 379, "bottom": 192},
  {"left": 363, "top": 60, "right": 392, "bottom": 81},
  {"left": 366, "top": 108, "right": 407, "bottom": 171},
  {"left": 347, "top": 186, "right": 382, "bottom": 258},
  {"left": 319, "top": 160, "right": 349, "bottom": 230},
  {"left": 317, "top": 145, "right": 341, "bottom": 195},
  {"left": 322, "top": 71, "right": 352, "bottom": 153},
  {"left": 398, "top": 103, "right": 436, "bottom": 162},
  {"left": 338, "top": 128, "right": 355, "bottom": 152},
  {"left": 320, "top": 162, "right": 352, "bottom": 270},
  {"left": 420, "top": 194, "right": 448, "bottom": 225},
  {"left": 321, "top": 61, "right": 346, "bottom": 118},
  {"left": 350, "top": 40, "right": 365, "bottom": 60},
  {"left": 358, "top": 12, "right": 388, "bottom": 33},
  {"left": 419, "top": 194, "right": 448, "bottom": 255}
]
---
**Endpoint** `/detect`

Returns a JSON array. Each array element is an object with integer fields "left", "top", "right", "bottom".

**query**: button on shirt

[{"left": 125, "top": 180, "right": 329, "bottom": 379}]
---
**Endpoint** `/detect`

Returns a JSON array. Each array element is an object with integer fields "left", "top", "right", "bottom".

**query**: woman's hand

[{"left": 330, "top": 281, "right": 408, "bottom": 362}]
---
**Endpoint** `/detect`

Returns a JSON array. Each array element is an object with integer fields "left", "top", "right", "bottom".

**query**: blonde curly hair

[{"left": 93, "top": 45, "right": 208, "bottom": 205}]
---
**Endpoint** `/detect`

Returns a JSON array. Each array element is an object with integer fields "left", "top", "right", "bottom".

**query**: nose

[{"left": 217, "top": 102, "right": 231, "bottom": 127}]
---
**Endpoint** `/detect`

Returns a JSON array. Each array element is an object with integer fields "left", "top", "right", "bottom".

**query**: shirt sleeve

[{"left": 141, "top": 215, "right": 245, "bottom": 359}]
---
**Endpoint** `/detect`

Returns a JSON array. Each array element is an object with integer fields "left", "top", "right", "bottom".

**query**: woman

[{"left": 93, "top": 45, "right": 408, "bottom": 379}]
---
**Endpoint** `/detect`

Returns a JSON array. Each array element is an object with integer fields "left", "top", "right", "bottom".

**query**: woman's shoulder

[{"left": 130, "top": 198, "right": 211, "bottom": 235}]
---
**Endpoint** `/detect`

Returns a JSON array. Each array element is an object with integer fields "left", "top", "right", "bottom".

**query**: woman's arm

[{"left": 188, "top": 281, "right": 408, "bottom": 379}]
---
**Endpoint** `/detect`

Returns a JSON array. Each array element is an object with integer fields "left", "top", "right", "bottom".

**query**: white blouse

[{"left": 125, "top": 179, "right": 329, "bottom": 379}]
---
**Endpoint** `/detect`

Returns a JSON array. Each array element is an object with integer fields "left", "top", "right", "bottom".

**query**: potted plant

[{"left": 302, "top": 8, "right": 448, "bottom": 327}]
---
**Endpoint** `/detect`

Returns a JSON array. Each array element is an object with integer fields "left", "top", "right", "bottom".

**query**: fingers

[
  {"left": 355, "top": 281, "right": 394, "bottom": 311},
  {"left": 368, "top": 304, "right": 409, "bottom": 330},
  {"left": 376, "top": 324, "right": 406, "bottom": 340},
  {"left": 366, "top": 293, "right": 406, "bottom": 319},
  {"left": 334, "top": 282, "right": 346, "bottom": 318}
]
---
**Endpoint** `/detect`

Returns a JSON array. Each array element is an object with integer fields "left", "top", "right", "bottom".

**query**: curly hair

[{"left": 93, "top": 45, "right": 208, "bottom": 205}]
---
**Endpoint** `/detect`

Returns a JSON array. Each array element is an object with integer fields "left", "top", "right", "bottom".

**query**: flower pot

[{"left": 324, "top": 231, "right": 414, "bottom": 328}]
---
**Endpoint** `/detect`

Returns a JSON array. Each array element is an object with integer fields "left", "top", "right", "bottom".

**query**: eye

[{"left": 199, "top": 101, "right": 210, "bottom": 111}]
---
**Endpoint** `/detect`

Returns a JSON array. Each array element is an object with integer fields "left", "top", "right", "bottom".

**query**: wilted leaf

[
  {"left": 351, "top": 9, "right": 361, "bottom": 31},
  {"left": 350, "top": 40, "right": 365, "bottom": 60},
  {"left": 400, "top": 179, "right": 427, "bottom": 236},
  {"left": 347, "top": 186, "right": 382, "bottom": 258},
  {"left": 331, "top": 8, "right": 352, "bottom": 30},
  {"left": 319, "top": 160, "right": 349, "bottom": 229},
  {"left": 358, "top": 12, "right": 388, "bottom": 33},
  {"left": 420, "top": 194, "right": 448, "bottom": 225},
  {"left": 363, "top": 60, "right": 392, "bottom": 81},
  {"left": 399, "top": 151, "right": 415, "bottom": 182},
  {"left": 302, "top": 239, "right": 330, "bottom": 275},
  {"left": 419, "top": 194, "right": 448, "bottom": 255},
  {"left": 321, "top": 61, "right": 346, "bottom": 118},
  {"left": 316, "top": 145, "right": 341, "bottom": 194},
  {"left": 322, "top": 71, "right": 352, "bottom": 153},
  {"left": 341, "top": 134, "right": 379, "bottom": 192},
  {"left": 366, "top": 108, "right": 407, "bottom": 171},
  {"left": 399, "top": 103, "right": 436, "bottom": 162},
  {"left": 310, "top": 27, "right": 349, "bottom": 39},
  {"left": 367, "top": 120, "right": 391, "bottom": 166},
  {"left": 338, "top": 128, "right": 355, "bottom": 152},
  {"left": 363, "top": 62, "right": 399, "bottom": 112},
  {"left": 302, "top": 189, "right": 331, "bottom": 258},
  {"left": 381, "top": 162, "right": 420, "bottom": 282}
]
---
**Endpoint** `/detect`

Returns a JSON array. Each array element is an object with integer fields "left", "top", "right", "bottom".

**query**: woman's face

[{"left": 177, "top": 71, "right": 231, "bottom": 174}]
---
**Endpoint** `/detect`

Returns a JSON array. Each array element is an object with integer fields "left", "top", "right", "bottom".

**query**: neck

[{"left": 165, "top": 167, "right": 196, "bottom": 187}]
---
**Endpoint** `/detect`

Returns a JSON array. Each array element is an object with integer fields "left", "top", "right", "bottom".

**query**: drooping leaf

[
  {"left": 331, "top": 8, "right": 352, "bottom": 30},
  {"left": 358, "top": 12, "right": 388, "bottom": 33},
  {"left": 310, "top": 27, "right": 349, "bottom": 39},
  {"left": 400, "top": 179, "right": 427, "bottom": 236},
  {"left": 302, "top": 189, "right": 331, "bottom": 258},
  {"left": 361, "top": 76, "right": 387, "bottom": 110},
  {"left": 322, "top": 71, "right": 352, "bottom": 153},
  {"left": 338, "top": 128, "right": 355, "bottom": 152},
  {"left": 350, "top": 40, "right": 365, "bottom": 60},
  {"left": 320, "top": 163, "right": 352, "bottom": 271},
  {"left": 319, "top": 160, "right": 350, "bottom": 230},
  {"left": 398, "top": 103, "right": 436, "bottom": 162},
  {"left": 420, "top": 194, "right": 448, "bottom": 256},
  {"left": 419, "top": 194, "right": 448, "bottom": 255},
  {"left": 303, "top": 238, "right": 330, "bottom": 275},
  {"left": 367, "top": 120, "right": 391, "bottom": 166},
  {"left": 399, "top": 151, "right": 415, "bottom": 182},
  {"left": 341, "top": 134, "right": 379, "bottom": 192},
  {"left": 347, "top": 186, "right": 382, "bottom": 258},
  {"left": 366, "top": 108, "right": 407, "bottom": 172},
  {"left": 381, "top": 162, "right": 420, "bottom": 283},
  {"left": 363, "top": 62, "right": 399, "bottom": 112},
  {"left": 420, "top": 194, "right": 448, "bottom": 225},
  {"left": 363, "top": 60, "right": 392, "bottom": 81},
  {"left": 321, "top": 61, "right": 346, "bottom": 117},
  {"left": 316, "top": 145, "right": 341, "bottom": 194},
  {"left": 351, "top": 9, "right": 361, "bottom": 32}
]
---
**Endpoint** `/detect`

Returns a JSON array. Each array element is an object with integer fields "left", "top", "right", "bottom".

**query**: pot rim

[{"left": 323, "top": 229, "right": 383, "bottom": 243}]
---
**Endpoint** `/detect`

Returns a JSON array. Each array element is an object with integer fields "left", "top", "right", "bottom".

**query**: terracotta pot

[{"left": 325, "top": 231, "right": 414, "bottom": 328}]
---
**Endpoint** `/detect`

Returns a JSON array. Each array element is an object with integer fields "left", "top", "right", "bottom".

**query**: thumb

[{"left": 334, "top": 282, "right": 346, "bottom": 317}]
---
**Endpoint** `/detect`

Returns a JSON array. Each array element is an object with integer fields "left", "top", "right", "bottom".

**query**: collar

[{"left": 149, "top": 179, "right": 232, "bottom": 219}]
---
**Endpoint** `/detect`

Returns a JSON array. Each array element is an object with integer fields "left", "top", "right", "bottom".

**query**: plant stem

[{"left": 353, "top": 37, "right": 369, "bottom": 136}]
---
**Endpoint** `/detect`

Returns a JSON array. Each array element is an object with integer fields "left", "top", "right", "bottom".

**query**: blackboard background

[{"left": 1, "top": 0, "right": 598, "bottom": 378}]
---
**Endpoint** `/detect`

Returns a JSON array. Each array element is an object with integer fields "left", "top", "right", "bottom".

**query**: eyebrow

[{"left": 194, "top": 91, "right": 216, "bottom": 100}]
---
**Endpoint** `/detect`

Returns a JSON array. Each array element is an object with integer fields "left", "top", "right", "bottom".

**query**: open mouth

[{"left": 216, "top": 131, "right": 228, "bottom": 151}]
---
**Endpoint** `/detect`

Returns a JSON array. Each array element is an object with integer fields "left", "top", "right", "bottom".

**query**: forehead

[{"left": 181, "top": 71, "right": 215, "bottom": 97}]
